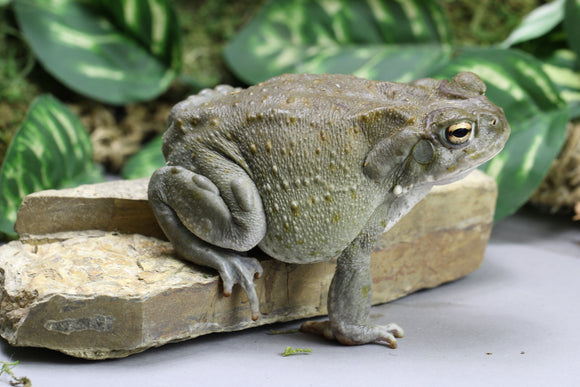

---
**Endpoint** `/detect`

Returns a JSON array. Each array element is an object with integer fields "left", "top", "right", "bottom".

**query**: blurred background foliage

[
  {"left": 0, "top": 0, "right": 545, "bottom": 164},
  {"left": 1, "top": 0, "right": 579, "bottom": 239}
]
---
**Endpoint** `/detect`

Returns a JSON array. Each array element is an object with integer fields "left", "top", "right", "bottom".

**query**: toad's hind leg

[{"left": 148, "top": 165, "right": 267, "bottom": 320}]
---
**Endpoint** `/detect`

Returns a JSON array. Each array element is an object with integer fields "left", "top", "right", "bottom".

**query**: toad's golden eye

[{"left": 445, "top": 122, "right": 473, "bottom": 145}]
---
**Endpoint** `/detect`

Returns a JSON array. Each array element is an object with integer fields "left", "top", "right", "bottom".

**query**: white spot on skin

[{"left": 393, "top": 185, "right": 403, "bottom": 196}]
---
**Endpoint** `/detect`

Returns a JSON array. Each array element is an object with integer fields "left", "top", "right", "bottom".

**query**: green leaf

[
  {"left": 501, "top": 0, "right": 565, "bottom": 48},
  {"left": 0, "top": 95, "right": 104, "bottom": 238},
  {"left": 224, "top": 0, "right": 452, "bottom": 84},
  {"left": 430, "top": 48, "right": 568, "bottom": 220},
  {"left": 564, "top": 0, "right": 580, "bottom": 58},
  {"left": 13, "top": 0, "right": 181, "bottom": 105},
  {"left": 282, "top": 346, "right": 312, "bottom": 357},
  {"left": 542, "top": 49, "right": 580, "bottom": 119},
  {"left": 0, "top": 0, "right": 12, "bottom": 6},
  {"left": 121, "top": 134, "right": 164, "bottom": 179}
]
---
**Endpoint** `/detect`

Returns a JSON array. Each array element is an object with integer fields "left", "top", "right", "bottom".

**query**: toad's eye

[{"left": 445, "top": 122, "right": 473, "bottom": 145}]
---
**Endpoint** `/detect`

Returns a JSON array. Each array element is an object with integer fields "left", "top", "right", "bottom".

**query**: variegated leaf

[
  {"left": 121, "top": 134, "right": 164, "bottom": 179},
  {"left": 13, "top": 0, "right": 181, "bottom": 105},
  {"left": 501, "top": 0, "right": 564, "bottom": 48},
  {"left": 430, "top": 48, "right": 569, "bottom": 220},
  {"left": 542, "top": 49, "right": 580, "bottom": 119},
  {"left": 564, "top": 0, "right": 580, "bottom": 58},
  {"left": 224, "top": 0, "right": 452, "bottom": 84},
  {"left": 0, "top": 95, "right": 103, "bottom": 238}
]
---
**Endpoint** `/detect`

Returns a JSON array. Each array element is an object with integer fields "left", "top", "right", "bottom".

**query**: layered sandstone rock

[{"left": 0, "top": 171, "right": 497, "bottom": 359}]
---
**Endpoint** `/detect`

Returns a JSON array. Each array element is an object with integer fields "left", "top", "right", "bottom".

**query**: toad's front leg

[{"left": 301, "top": 206, "right": 404, "bottom": 348}]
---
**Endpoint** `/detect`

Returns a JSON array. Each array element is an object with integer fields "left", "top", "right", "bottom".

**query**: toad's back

[
  {"left": 159, "top": 74, "right": 424, "bottom": 262},
  {"left": 161, "top": 73, "right": 426, "bottom": 262}
]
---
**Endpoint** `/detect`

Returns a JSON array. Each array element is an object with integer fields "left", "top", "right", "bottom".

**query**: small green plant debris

[
  {"left": 268, "top": 328, "right": 299, "bottom": 335},
  {"left": 0, "top": 360, "right": 31, "bottom": 387},
  {"left": 282, "top": 346, "right": 312, "bottom": 357}
]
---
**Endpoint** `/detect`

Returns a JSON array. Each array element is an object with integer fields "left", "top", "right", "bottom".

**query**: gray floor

[{"left": 1, "top": 208, "right": 579, "bottom": 387}]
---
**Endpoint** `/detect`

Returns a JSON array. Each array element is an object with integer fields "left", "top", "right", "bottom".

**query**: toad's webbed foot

[
  {"left": 218, "top": 255, "right": 263, "bottom": 321},
  {"left": 300, "top": 320, "right": 404, "bottom": 348}
]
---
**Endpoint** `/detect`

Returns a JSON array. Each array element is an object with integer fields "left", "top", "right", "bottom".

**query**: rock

[
  {"left": 0, "top": 171, "right": 497, "bottom": 359},
  {"left": 14, "top": 178, "right": 165, "bottom": 240}
]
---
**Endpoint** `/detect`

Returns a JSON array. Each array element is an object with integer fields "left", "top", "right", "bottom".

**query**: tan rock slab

[
  {"left": 0, "top": 170, "right": 497, "bottom": 359},
  {"left": 15, "top": 178, "right": 165, "bottom": 239}
]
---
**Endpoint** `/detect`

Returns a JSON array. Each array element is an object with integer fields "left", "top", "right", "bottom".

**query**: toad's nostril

[{"left": 491, "top": 118, "right": 497, "bottom": 126}]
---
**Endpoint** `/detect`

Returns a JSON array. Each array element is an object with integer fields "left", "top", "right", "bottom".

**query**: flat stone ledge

[
  {"left": 14, "top": 178, "right": 165, "bottom": 239},
  {"left": 0, "top": 171, "right": 497, "bottom": 359}
]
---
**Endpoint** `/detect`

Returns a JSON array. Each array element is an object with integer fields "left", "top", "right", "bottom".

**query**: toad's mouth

[{"left": 434, "top": 143, "right": 506, "bottom": 186}]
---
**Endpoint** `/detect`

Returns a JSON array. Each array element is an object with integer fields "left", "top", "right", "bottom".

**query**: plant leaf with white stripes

[
  {"left": 564, "top": 0, "right": 580, "bottom": 58},
  {"left": 430, "top": 48, "right": 568, "bottom": 221},
  {"left": 121, "top": 134, "right": 164, "bottom": 179},
  {"left": 542, "top": 49, "right": 580, "bottom": 119},
  {"left": 0, "top": 95, "right": 103, "bottom": 238},
  {"left": 13, "top": 0, "right": 181, "bottom": 105},
  {"left": 224, "top": 0, "right": 452, "bottom": 84},
  {"left": 501, "top": 0, "right": 564, "bottom": 48}
]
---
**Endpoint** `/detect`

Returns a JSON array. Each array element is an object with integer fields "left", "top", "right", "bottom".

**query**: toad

[{"left": 148, "top": 72, "right": 510, "bottom": 348}]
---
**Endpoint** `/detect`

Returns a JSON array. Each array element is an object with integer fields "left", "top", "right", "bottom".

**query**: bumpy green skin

[{"left": 148, "top": 72, "right": 510, "bottom": 348}]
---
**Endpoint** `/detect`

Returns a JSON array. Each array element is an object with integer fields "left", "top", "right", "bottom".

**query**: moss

[
  {"left": 282, "top": 346, "right": 312, "bottom": 357},
  {"left": 174, "top": 0, "right": 267, "bottom": 88},
  {"left": 362, "top": 285, "right": 371, "bottom": 298},
  {"left": 438, "top": 0, "right": 545, "bottom": 46},
  {"left": 0, "top": 361, "right": 31, "bottom": 387}
]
